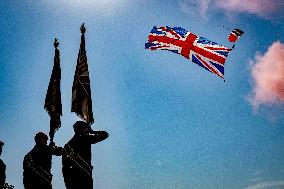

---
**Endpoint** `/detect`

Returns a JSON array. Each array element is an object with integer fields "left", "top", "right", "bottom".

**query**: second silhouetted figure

[
  {"left": 62, "top": 121, "right": 108, "bottom": 189},
  {"left": 23, "top": 132, "right": 63, "bottom": 189}
]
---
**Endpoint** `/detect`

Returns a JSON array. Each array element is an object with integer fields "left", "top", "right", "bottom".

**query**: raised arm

[
  {"left": 87, "top": 130, "right": 109, "bottom": 144},
  {"left": 49, "top": 142, "right": 64, "bottom": 156}
]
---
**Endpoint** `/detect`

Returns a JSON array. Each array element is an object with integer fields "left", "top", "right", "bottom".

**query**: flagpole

[
  {"left": 71, "top": 23, "right": 94, "bottom": 125},
  {"left": 44, "top": 38, "right": 62, "bottom": 144},
  {"left": 50, "top": 38, "right": 59, "bottom": 143}
]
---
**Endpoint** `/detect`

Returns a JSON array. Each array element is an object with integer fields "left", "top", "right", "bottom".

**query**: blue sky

[{"left": 1, "top": 0, "right": 284, "bottom": 189}]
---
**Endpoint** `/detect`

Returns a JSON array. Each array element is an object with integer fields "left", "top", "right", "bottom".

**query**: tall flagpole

[{"left": 71, "top": 23, "right": 94, "bottom": 125}]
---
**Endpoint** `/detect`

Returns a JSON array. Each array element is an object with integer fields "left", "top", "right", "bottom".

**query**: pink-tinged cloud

[
  {"left": 214, "top": 0, "right": 281, "bottom": 18},
  {"left": 179, "top": 0, "right": 284, "bottom": 20},
  {"left": 248, "top": 41, "right": 284, "bottom": 110}
]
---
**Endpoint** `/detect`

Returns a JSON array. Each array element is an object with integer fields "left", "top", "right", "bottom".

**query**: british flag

[{"left": 145, "top": 26, "right": 232, "bottom": 79}]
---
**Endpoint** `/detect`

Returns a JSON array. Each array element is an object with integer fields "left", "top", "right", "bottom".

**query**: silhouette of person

[
  {"left": 0, "top": 141, "right": 6, "bottom": 189},
  {"left": 62, "top": 121, "right": 108, "bottom": 189},
  {"left": 23, "top": 132, "right": 63, "bottom": 189}
]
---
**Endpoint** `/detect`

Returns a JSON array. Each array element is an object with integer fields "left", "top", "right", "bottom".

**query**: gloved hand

[{"left": 49, "top": 141, "right": 55, "bottom": 147}]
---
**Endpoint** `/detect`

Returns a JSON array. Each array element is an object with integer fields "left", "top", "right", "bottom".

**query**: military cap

[{"left": 73, "top": 121, "right": 89, "bottom": 134}]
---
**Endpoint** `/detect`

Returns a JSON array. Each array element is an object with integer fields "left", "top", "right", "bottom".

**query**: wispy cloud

[
  {"left": 179, "top": 0, "right": 211, "bottom": 19},
  {"left": 248, "top": 41, "right": 284, "bottom": 111},
  {"left": 251, "top": 170, "right": 263, "bottom": 183},
  {"left": 179, "top": 0, "right": 284, "bottom": 20},
  {"left": 244, "top": 180, "right": 284, "bottom": 189},
  {"left": 54, "top": 0, "right": 129, "bottom": 16},
  {"left": 253, "top": 170, "right": 263, "bottom": 176},
  {"left": 214, "top": 0, "right": 281, "bottom": 18}
]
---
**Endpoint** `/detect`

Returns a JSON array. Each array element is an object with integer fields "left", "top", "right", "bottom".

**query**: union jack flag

[{"left": 145, "top": 26, "right": 232, "bottom": 79}]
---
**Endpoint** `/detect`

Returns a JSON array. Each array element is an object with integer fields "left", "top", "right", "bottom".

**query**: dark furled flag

[
  {"left": 145, "top": 26, "right": 232, "bottom": 79},
  {"left": 228, "top": 29, "right": 244, "bottom": 42},
  {"left": 71, "top": 23, "right": 94, "bottom": 125},
  {"left": 44, "top": 38, "right": 62, "bottom": 141}
]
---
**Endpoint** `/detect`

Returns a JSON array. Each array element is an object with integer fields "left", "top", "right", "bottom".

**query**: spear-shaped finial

[
  {"left": 54, "top": 38, "right": 59, "bottom": 49},
  {"left": 80, "top": 23, "right": 86, "bottom": 34}
]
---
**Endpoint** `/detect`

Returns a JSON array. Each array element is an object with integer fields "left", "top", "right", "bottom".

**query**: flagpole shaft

[{"left": 49, "top": 118, "right": 54, "bottom": 143}]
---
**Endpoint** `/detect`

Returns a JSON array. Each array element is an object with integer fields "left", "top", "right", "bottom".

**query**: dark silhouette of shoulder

[{"left": 0, "top": 141, "right": 6, "bottom": 188}]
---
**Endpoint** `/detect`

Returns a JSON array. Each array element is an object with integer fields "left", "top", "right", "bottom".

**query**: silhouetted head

[
  {"left": 73, "top": 121, "right": 89, "bottom": 135},
  {"left": 0, "top": 141, "right": 3, "bottom": 156},
  {"left": 34, "top": 132, "right": 48, "bottom": 146}
]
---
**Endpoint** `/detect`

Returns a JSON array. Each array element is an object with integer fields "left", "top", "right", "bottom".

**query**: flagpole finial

[
  {"left": 80, "top": 23, "right": 86, "bottom": 34},
  {"left": 54, "top": 38, "right": 59, "bottom": 49}
]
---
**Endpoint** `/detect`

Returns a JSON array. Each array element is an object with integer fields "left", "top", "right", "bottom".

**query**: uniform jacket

[{"left": 23, "top": 144, "right": 62, "bottom": 189}]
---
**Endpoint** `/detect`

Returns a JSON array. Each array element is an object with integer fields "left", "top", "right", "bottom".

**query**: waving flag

[
  {"left": 228, "top": 29, "right": 244, "bottom": 43},
  {"left": 145, "top": 26, "right": 232, "bottom": 79},
  {"left": 72, "top": 23, "right": 94, "bottom": 125},
  {"left": 44, "top": 38, "right": 62, "bottom": 141}
]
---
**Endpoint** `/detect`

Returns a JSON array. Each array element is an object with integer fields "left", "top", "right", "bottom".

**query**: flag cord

[{"left": 78, "top": 79, "right": 90, "bottom": 97}]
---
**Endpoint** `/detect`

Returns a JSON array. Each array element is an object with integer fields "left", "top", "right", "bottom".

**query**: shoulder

[
  {"left": 24, "top": 147, "right": 36, "bottom": 157},
  {"left": 0, "top": 159, "right": 5, "bottom": 168},
  {"left": 65, "top": 136, "right": 76, "bottom": 146}
]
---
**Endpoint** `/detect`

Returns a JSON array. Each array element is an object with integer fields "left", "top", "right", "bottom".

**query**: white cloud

[{"left": 244, "top": 181, "right": 284, "bottom": 189}]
